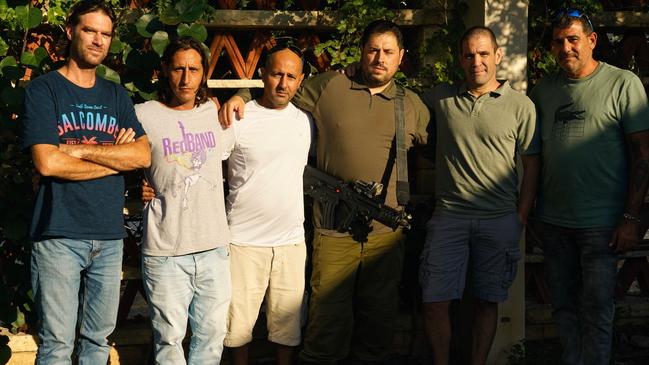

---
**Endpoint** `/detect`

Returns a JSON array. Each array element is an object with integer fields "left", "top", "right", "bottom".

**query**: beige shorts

[{"left": 224, "top": 242, "right": 307, "bottom": 347}]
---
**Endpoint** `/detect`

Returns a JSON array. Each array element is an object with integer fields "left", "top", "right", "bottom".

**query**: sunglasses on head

[
  {"left": 268, "top": 39, "right": 304, "bottom": 59},
  {"left": 551, "top": 8, "right": 594, "bottom": 31}
]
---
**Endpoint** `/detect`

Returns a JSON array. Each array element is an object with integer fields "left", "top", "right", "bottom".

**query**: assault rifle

[{"left": 303, "top": 165, "right": 411, "bottom": 242}]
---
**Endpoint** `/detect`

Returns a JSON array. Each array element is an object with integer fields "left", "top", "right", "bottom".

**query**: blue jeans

[
  {"left": 539, "top": 221, "right": 617, "bottom": 365},
  {"left": 31, "top": 238, "right": 123, "bottom": 365},
  {"left": 142, "top": 246, "right": 231, "bottom": 365}
]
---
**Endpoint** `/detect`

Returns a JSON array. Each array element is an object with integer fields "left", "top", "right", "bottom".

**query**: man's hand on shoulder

[{"left": 218, "top": 95, "right": 245, "bottom": 128}]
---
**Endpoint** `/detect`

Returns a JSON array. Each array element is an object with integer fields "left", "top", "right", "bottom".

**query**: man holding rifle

[{"left": 220, "top": 19, "right": 429, "bottom": 364}]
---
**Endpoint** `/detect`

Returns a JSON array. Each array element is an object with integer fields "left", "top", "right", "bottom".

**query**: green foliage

[
  {"left": 14, "top": 6, "right": 42, "bottom": 30},
  {"left": 158, "top": 0, "right": 209, "bottom": 25},
  {"left": 135, "top": 13, "right": 164, "bottom": 38},
  {"left": 312, "top": 0, "right": 465, "bottom": 91},
  {"left": 417, "top": 1, "right": 466, "bottom": 87},
  {"left": 177, "top": 23, "right": 207, "bottom": 43},
  {"left": 314, "top": 0, "right": 395, "bottom": 68}
]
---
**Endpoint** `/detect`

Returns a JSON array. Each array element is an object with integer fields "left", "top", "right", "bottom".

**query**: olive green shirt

[
  {"left": 530, "top": 62, "right": 649, "bottom": 228},
  {"left": 296, "top": 72, "right": 429, "bottom": 233},
  {"left": 240, "top": 71, "right": 429, "bottom": 234},
  {"left": 421, "top": 81, "right": 539, "bottom": 218}
]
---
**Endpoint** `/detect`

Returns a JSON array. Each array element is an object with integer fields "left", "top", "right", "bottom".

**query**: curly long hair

[{"left": 158, "top": 37, "right": 210, "bottom": 107}]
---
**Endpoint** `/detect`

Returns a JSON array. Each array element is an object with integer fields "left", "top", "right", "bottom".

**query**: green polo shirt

[
  {"left": 530, "top": 62, "right": 649, "bottom": 228},
  {"left": 238, "top": 71, "right": 430, "bottom": 233},
  {"left": 421, "top": 81, "right": 539, "bottom": 218}
]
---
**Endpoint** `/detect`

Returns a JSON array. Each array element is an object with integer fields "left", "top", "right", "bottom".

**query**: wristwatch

[{"left": 622, "top": 212, "right": 642, "bottom": 224}]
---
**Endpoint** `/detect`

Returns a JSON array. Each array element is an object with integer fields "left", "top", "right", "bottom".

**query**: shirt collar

[
  {"left": 350, "top": 73, "right": 398, "bottom": 99},
  {"left": 457, "top": 80, "right": 510, "bottom": 97}
]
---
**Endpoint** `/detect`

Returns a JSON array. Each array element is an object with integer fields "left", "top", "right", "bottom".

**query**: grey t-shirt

[{"left": 136, "top": 100, "right": 235, "bottom": 256}]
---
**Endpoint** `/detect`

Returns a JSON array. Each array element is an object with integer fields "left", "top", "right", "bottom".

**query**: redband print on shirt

[{"left": 162, "top": 121, "right": 218, "bottom": 210}]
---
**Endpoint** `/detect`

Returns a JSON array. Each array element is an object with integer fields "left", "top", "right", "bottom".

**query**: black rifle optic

[{"left": 303, "top": 165, "right": 411, "bottom": 242}]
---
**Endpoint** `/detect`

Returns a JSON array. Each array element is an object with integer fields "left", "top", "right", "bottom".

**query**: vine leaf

[
  {"left": 135, "top": 14, "right": 163, "bottom": 38},
  {"left": 96, "top": 64, "right": 121, "bottom": 84},
  {"left": 27, "top": 6, "right": 42, "bottom": 29},
  {"left": 109, "top": 37, "right": 124, "bottom": 54},
  {"left": 15, "top": 6, "right": 42, "bottom": 30},
  {"left": 0, "top": 37, "right": 8, "bottom": 57},
  {"left": 151, "top": 31, "right": 170, "bottom": 57},
  {"left": 0, "top": 56, "right": 25, "bottom": 79},
  {"left": 19, "top": 47, "right": 49, "bottom": 69},
  {"left": 11, "top": 308, "right": 25, "bottom": 333},
  {"left": 176, "top": 23, "right": 207, "bottom": 43},
  {"left": 160, "top": 0, "right": 207, "bottom": 25},
  {"left": 19, "top": 51, "right": 36, "bottom": 68},
  {"left": 34, "top": 47, "right": 49, "bottom": 65}
]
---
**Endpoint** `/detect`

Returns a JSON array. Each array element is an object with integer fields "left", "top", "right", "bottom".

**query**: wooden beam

[
  {"left": 205, "top": 9, "right": 448, "bottom": 30},
  {"left": 592, "top": 11, "right": 649, "bottom": 28}
]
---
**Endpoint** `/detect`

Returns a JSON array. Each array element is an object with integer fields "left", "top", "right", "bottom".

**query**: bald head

[{"left": 259, "top": 48, "right": 305, "bottom": 109}]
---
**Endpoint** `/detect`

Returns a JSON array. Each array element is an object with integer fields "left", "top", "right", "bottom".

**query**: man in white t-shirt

[
  {"left": 142, "top": 41, "right": 313, "bottom": 365},
  {"left": 223, "top": 43, "right": 311, "bottom": 365},
  {"left": 142, "top": 42, "right": 311, "bottom": 364}
]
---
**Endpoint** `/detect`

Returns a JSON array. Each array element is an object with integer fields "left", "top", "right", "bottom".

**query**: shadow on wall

[{"left": 486, "top": 0, "right": 530, "bottom": 92}]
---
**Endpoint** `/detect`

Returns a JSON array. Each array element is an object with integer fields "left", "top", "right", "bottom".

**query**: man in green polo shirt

[
  {"left": 418, "top": 26, "right": 540, "bottom": 365},
  {"left": 220, "top": 20, "right": 429, "bottom": 364},
  {"left": 530, "top": 9, "right": 649, "bottom": 365}
]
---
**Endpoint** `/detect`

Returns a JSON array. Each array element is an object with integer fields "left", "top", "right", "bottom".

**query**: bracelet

[{"left": 622, "top": 212, "right": 642, "bottom": 224}]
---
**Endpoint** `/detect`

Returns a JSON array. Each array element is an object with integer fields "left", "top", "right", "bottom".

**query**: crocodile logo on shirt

[{"left": 552, "top": 102, "right": 586, "bottom": 140}]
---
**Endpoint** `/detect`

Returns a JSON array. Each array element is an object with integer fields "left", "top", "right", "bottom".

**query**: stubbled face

[
  {"left": 551, "top": 20, "right": 597, "bottom": 78},
  {"left": 459, "top": 32, "right": 502, "bottom": 91},
  {"left": 66, "top": 11, "right": 113, "bottom": 68},
  {"left": 360, "top": 32, "right": 404, "bottom": 88},
  {"left": 260, "top": 49, "right": 304, "bottom": 109},
  {"left": 164, "top": 48, "right": 204, "bottom": 110}
]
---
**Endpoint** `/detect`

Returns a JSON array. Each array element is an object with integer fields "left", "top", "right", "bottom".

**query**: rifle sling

[{"left": 394, "top": 85, "right": 409, "bottom": 206}]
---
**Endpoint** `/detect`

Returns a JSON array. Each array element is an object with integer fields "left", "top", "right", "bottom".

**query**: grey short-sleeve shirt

[{"left": 136, "top": 100, "right": 235, "bottom": 256}]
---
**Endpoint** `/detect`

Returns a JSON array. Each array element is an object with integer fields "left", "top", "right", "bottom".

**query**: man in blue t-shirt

[{"left": 20, "top": 1, "right": 150, "bottom": 363}]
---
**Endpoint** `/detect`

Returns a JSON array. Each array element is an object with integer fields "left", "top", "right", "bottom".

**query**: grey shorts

[{"left": 419, "top": 212, "right": 523, "bottom": 303}]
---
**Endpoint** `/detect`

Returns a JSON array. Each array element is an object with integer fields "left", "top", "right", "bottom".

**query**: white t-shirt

[
  {"left": 227, "top": 100, "right": 312, "bottom": 246},
  {"left": 136, "top": 100, "right": 235, "bottom": 256}
]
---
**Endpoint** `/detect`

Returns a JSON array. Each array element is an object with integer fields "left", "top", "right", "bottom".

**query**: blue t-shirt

[{"left": 21, "top": 71, "right": 145, "bottom": 240}]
